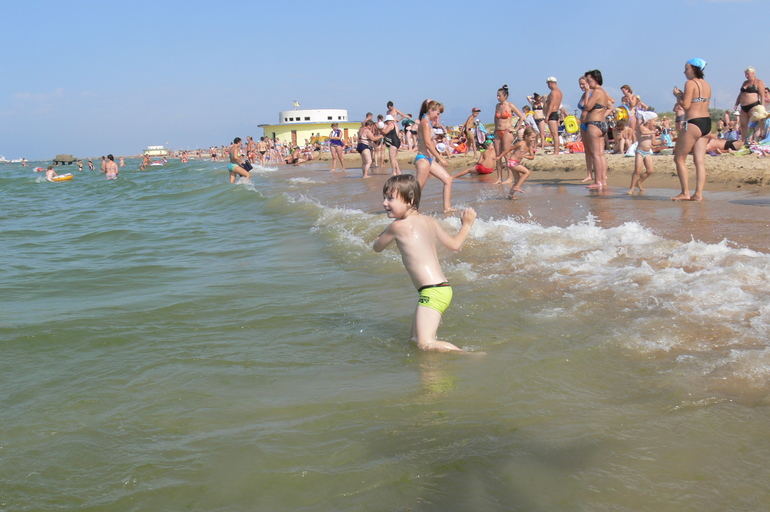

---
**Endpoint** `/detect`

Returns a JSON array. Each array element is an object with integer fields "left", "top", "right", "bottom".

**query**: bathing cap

[{"left": 687, "top": 58, "right": 707, "bottom": 69}]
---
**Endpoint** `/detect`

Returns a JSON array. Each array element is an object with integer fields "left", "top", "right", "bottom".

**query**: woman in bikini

[
  {"left": 357, "top": 120, "right": 383, "bottom": 178},
  {"left": 381, "top": 115, "right": 402, "bottom": 175},
  {"left": 415, "top": 99, "right": 455, "bottom": 213},
  {"left": 620, "top": 85, "right": 645, "bottom": 131},
  {"left": 577, "top": 76, "right": 594, "bottom": 183},
  {"left": 582, "top": 70, "right": 611, "bottom": 190},
  {"left": 329, "top": 123, "right": 346, "bottom": 172},
  {"left": 493, "top": 84, "right": 525, "bottom": 185},
  {"left": 527, "top": 93, "right": 547, "bottom": 152},
  {"left": 672, "top": 58, "right": 712, "bottom": 201},
  {"left": 734, "top": 66, "right": 766, "bottom": 145}
]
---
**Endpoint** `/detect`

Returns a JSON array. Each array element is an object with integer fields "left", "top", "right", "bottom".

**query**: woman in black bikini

[
  {"left": 577, "top": 76, "right": 594, "bottom": 183},
  {"left": 381, "top": 115, "right": 402, "bottom": 176},
  {"left": 527, "top": 93, "right": 547, "bottom": 152},
  {"left": 582, "top": 70, "right": 611, "bottom": 190},
  {"left": 734, "top": 66, "right": 766, "bottom": 145},
  {"left": 672, "top": 58, "right": 711, "bottom": 201},
  {"left": 357, "top": 120, "right": 383, "bottom": 178}
]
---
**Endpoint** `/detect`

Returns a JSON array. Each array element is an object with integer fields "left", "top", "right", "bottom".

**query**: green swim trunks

[{"left": 418, "top": 282, "right": 453, "bottom": 315}]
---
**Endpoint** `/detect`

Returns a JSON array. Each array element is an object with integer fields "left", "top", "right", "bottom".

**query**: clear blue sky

[{"left": 0, "top": 0, "right": 755, "bottom": 160}]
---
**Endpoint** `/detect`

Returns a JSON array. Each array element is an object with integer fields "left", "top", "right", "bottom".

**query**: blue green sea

[{"left": 3, "top": 158, "right": 770, "bottom": 511}]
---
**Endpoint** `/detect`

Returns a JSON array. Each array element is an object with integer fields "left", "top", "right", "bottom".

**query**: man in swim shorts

[
  {"left": 544, "top": 76, "right": 563, "bottom": 155},
  {"left": 227, "top": 137, "right": 250, "bottom": 183}
]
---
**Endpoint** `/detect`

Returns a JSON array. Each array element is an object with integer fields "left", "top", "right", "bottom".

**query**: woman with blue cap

[{"left": 671, "top": 58, "right": 711, "bottom": 201}]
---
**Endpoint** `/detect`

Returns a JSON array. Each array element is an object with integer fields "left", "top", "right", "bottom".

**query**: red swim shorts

[{"left": 475, "top": 164, "right": 494, "bottom": 174}]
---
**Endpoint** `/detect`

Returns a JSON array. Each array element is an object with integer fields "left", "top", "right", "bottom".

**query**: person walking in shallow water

[
  {"left": 105, "top": 154, "right": 119, "bottom": 180},
  {"left": 227, "top": 137, "right": 251, "bottom": 183},
  {"left": 414, "top": 99, "right": 455, "bottom": 212},
  {"left": 329, "top": 123, "right": 346, "bottom": 172},
  {"left": 373, "top": 174, "right": 477, "bottom": 353},
  {"left": 493, "top": 85, "right": 524, "bottom": 185}
]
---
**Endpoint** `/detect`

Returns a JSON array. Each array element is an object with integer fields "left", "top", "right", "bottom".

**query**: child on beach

[
  {"left": 628, "top": 112, "right": 659, "bottom": 194},
  {"left": 415, "top": 99, "right": 455, "bottom": 212},
  {"left": 522, "top": 125, "right": 538, "bottom": 157},
  {"left": 497, "top": 129, "right": 535, "bottom": 198},
  {"left": 373, "top": 175, "right": 477, "bottom": 353},
  {"left": 454, "top": 141, "right": 496, "bottom": 178}
]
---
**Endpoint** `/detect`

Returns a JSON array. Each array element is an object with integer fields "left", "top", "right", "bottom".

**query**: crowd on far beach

[{"left": 221, "top": 61, "right": 770, "bottom": 204}]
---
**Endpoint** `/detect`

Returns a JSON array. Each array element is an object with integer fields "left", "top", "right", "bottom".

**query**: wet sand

[
  {"left": 306, "top": 150, "right": 770, "bottom": 252},
  {"left": 317, "top": 148, "right": 770, "bottom": 193}
]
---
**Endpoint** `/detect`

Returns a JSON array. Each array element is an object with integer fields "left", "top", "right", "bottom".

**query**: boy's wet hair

[{"left": 383, "top": 174, "right": 421, "bottom": 210}]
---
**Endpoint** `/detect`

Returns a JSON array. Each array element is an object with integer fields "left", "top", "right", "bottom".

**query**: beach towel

[{"left": 476, "top": 123, "right": 487, "bottom": 145}]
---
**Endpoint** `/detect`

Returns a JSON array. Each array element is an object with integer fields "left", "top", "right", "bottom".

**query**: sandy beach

[{"left": 316, "top": 148, "right": 770, "bottom": 193}]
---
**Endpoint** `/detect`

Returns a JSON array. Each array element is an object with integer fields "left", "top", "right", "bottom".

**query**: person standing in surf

[
  {"left": 373, "top": 174, "right": 477, "bottom": 353},
  {"left": 493, "top": 85, "right": 524, "bottom": 185},
  {"left": 227, "top": 137, "right": 251, "bottom": 183},
  {"left": 671, "top": 58, "right": 711, "bottom": 201},
  {"left": 414, "top": 99, "right": 455, "bottom": 212}
]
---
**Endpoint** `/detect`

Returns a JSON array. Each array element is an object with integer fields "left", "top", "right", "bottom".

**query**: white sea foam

[
  {"left": 307, "top": 197, "right": 770, "bottom": 395},
  {"left": 289, "top": 177, "right": 324, "bottom": 185}
]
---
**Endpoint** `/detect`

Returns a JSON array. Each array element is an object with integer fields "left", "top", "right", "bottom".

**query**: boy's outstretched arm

[
  {"left": 373, "top": 224, "right": 396, "bottom": 253},
  {"left": 435, "top": 208, "right": 477, "bottom": 251}
]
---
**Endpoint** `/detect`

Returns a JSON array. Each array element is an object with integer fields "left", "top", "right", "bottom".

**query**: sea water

[{"left": 2, "top": 159, "right": 770, "bottom": 511}]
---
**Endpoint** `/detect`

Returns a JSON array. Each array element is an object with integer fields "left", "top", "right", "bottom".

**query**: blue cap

[{"left": 687, "top": 58, "right": 707, "bottom": 70}]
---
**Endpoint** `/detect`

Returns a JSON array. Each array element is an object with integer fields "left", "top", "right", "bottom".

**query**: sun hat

[
  {"left": 547, "top": 76, "right": 557, "bottom": 83},
  {"left": 749, "top": 105, "right": 770, "bottom": 123},
  {"left": 384, "top": 114, "right": 394, "bottom": 121},
  {"left": 472, "top": 107, "right": 481, "bottom": 112},
  {"left": 637, "top": 111, "right": 658, "bottom": 123}
]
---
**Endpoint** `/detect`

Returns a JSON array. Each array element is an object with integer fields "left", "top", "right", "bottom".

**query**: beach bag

[{"left": 569, "top": 142, "right": 585, "bottom": 153}]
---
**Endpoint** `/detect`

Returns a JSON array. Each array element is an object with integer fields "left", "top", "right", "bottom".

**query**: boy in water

[{"left": 373, "top": 175, "right": 477, "bottom": 353}]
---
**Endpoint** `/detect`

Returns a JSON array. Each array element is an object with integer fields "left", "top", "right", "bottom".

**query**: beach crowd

[{"left": 220, "top": 60, "right": 769, "bottom": 204}]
